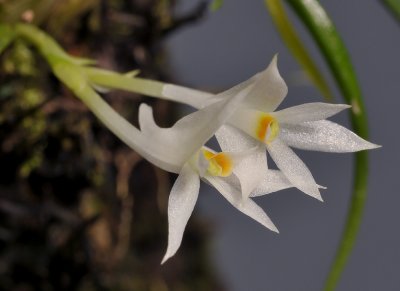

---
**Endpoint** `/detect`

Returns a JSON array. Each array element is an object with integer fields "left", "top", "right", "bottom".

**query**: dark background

[{"left": 166, "top": 1, "right": 399, "bottom": 290}]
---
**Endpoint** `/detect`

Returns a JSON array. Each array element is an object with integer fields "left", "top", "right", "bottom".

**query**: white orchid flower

[
  {"left": 60, "top": 68, "right": 294, "bottom": 263},
  {"left": 160, "top": 56, "right": 380, "bottom": 201},
  {"left": 138, "top": 102, "right": 294, "bottom": 263}
]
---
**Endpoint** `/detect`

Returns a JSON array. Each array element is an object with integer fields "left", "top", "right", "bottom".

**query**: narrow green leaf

[
  {"left": 382, "top": 0, "right": 400, "bottom": 22},
  {"left": 210, "top": 0, "right": 224, "bottom": 12},
  {"left": 264, "top": 0, "right": 334, "bottom": 102},
  {"left": 285, "top": 1, "right": 370, "bottom": 290}
]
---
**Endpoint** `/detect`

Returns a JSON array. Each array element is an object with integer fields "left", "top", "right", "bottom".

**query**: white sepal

[
  {"left": 267, "top": 138, "right": 322, "bottom": 201},
  {"left": 162, "top": 163, "right": 200, "bottom": 264},
  {"left": 250, "top": 170, "right": 293, "bottom": 197},
  {"left": 280, "top": 120, "right": 381, "bottom": 152},
  {"left": 274, "top": 103, "right": 351, "bottom": 124},
  {"left": 241, "top": 55, "right": 288, "bottom": 112},
  {"left": 205, "top": 175, "right": 279, "bottom": 233}
]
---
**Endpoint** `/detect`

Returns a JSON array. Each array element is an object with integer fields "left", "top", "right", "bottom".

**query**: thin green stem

[
  {"left": 83, "top": 67, "right": 164, "bottom": 99},
  {"left": 382, "top": 0, "right": 400, "bottom": 22},
  {"left": 14, "top": 23, "right": 95, "bottom": 66},
  {"left": 284, "top": 1, "right": 370, "bottom": 290},
  {"left": 264, "top": 0, "right": 334, "bottom": 102}
]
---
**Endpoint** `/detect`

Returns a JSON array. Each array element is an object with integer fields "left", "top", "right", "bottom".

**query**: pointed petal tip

[
  {"left": 307, "top": 187, "right": 324, "bottom": 202},
  {"left": 315, "top": 192, "right": 324, "bottom": 202},
  {"left": 367, "top": 143, "right": 382, "bottom": 150},
  {"left": 271, "top": 224, "right": 279, "bottom": 234},
  {"left": 160, "top": 254, "right": 170, "bottom": 265},
  {"left": 272, "top": 53, "right": 279, "bottom": 64}
]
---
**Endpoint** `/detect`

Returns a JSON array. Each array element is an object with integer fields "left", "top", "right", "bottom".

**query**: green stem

[
  {"left": 14, "top": 23, "right": 95, "bottom": 66},
  {"left": 285, "top": 1, "right": 370, "bottom": 290},
  {"left": 264, "top": 0, "right": 334, "bottom": 102},
  {"left": 382, "top": 0, "right": 400, "bottom": 22},
  {"left": 83, "top": 67, "right": 164, "bottom": 99}
]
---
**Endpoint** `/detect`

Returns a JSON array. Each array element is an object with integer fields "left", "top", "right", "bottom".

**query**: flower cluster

[{"left": 83, "top": 56, "right": 379, "bottom": 263}]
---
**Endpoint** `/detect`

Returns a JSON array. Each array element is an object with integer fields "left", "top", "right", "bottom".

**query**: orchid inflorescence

[
  {"left": 80, "top": 56, "right": 379, "bottom": 263},
  {"left": 7, "top": 24, "right": 378, "bottom": 263}
]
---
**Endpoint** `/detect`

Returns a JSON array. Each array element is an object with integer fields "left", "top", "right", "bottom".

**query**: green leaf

[
  {"left": 264, "top": 0, "right": 334, "bottom": 102},
  {"left": 0, "top": 24, "right": 16, "bottom": 54},
  {"left": 284, "top": 1, "right": 370, "bottom": 290},
  {"left": 382, "top": 0, "right": 400, "bottom": 22},
  {"left": 210, "top": 0, "right": 224, "bottom": 12}
]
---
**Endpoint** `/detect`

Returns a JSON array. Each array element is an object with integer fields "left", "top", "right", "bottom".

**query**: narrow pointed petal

[
  {"left": 274, "top": 102, "right": 350, "bottom": 124},
  {"left": 215, "top": 124, "right": 260, "bottom": 152},
  {"left": 162, "top": 164, "right": 200, "bottom": 264},
  {"left": 205, "top": 176, "right": 279, "bottom": 232},
  {"left": 280, "top": 120, "right": 381, "bottom": 152},
  {"left": 242, "top": 55, "right": 288, "bottom": 112},
  {"left": 250, "top": 170, "right": 294, "bottom": 197},
  {"left": 267, "top": 138, "right": 322, "bottom": 201},
  {"left": 139, "top": 85, "right": 253, "bottom": 167}
]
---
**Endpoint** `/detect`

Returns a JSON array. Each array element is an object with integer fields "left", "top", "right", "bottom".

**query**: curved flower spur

[
  {"left": 159, "top": 56, "right": 380, "bottom": 201},
  {"left": 53, "top": 61, "right": 293, "bottom": 263}
]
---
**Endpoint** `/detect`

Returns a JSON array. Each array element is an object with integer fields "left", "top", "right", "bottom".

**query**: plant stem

[{"left": 285, "top": 1, "right": 370, "bottom": 290}]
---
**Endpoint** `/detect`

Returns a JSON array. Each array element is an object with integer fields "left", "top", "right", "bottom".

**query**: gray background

[{"left": 166, "top": 1, "right": 399, "bottom": 290}]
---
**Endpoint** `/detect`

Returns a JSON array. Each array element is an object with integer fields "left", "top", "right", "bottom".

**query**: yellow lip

[
  {"left": 256, "top": 113, "right": 280, "bottom": 143},
  {"left": 202, "top": 149, "right": 233, "bottom": 177}
]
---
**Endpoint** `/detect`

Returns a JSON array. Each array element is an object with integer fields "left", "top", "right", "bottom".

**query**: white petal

[
  {"left": 232, "top": 146, "right": 268, "bottom": 199},
  {"left": 274, "top": 103, "right": 351, "bottom": 124},
  {"left": 241, "top": 55, "right": 288, "bottom": 112},
  {"left": 138, "top": 85, "right": 253, "bottom": 169},
  {"left": 267, "top": 138, "right": 322, "bottom": 201},
  {"left": 205, "top": 176, "right": 279, "bottom": 232},
  {"left": 250, "top": 170, "right": 294, "bottom": 197},
  {"left": 215, "top": 124, "right": 259, "bottom": 152},
  {"left": 162, "top": 164, "right": 200, "bottom": 264},
  {"left": 280, "top": 120, "right": 381, "bottom": 152},
  {"left": 215, "top": 125, "right": 269, "bottom": 199}
]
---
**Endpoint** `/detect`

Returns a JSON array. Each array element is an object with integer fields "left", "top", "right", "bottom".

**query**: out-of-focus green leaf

[
  {"left": 285, "top": 1, "right": 370, "bottom": 290},
  {"left": 0, "top": 24, "right": 16, "bottom": 54},
  {"left": 264, "top": 0, "right": 333, "bottom": 102},
  {"left": 382, "top": 0, "right": 400, "bottom": 22},
  {"left": 210, "top": 0, "right": 224, "bottom": 12}
]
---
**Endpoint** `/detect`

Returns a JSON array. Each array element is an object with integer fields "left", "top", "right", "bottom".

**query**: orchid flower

[
  {"left": 159, "top": 56, "right": 380, "bottom": 201},
  {"left": 52, "top": 61, "right": 294, "bottom": 263},
  {"left": 138, "top": 99, "right": 292, "bottom": 264}
]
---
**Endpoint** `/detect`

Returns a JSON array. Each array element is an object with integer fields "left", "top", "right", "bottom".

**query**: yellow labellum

[
  {"left": 256, "top": 113, "right": 280, "bottom": 143},
  {"left": 202, "top": 149, "right": 233, "bottom": 177}
]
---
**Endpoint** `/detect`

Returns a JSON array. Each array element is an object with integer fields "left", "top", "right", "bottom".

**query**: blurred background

[{"left": 0, "top": 0, "right": 399, "bottom": 291}]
